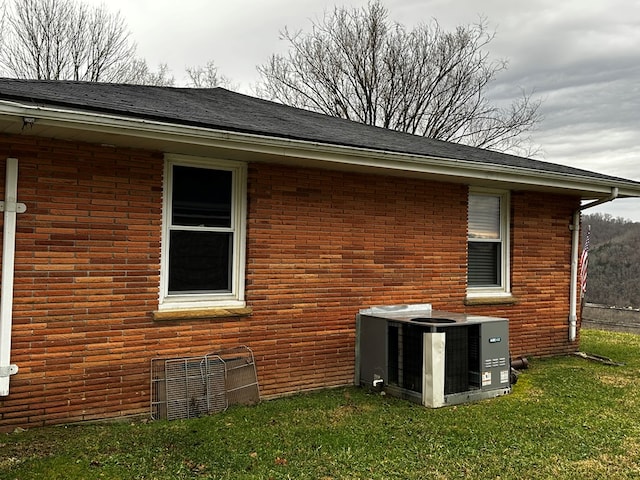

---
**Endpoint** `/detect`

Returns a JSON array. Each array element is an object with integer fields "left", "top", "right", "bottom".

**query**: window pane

[
  {"left": 172, "top": 166, "right": 232, "bottom": 227},
  {"left": 469, "top": 194, "right": 500, "bottom": 239},
  {"left": 468, "top": 242, "right": 501, "bottom": 286},
  {"left": 168, "top": 230, "right": 232, "bottom": 293}
]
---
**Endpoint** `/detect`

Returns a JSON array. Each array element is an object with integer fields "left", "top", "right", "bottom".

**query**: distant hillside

[{"left": 582, "top": 213, "right": 640, "bottom": 308}]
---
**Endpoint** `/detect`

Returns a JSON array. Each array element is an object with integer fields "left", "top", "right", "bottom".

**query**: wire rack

[
  {"left": 151, "top": 346, "right": 259, "bottom": 421},
  {"left": 219, "top": 346, "right": 260, "bottom": 406}
]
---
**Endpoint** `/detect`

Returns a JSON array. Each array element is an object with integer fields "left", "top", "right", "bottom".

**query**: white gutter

[
  {"left": 0, "top": 158, "right": 25, "bottom": 396},
  {"left": 2, "top": 100, "right": 640, "bottom": 198},
  {"left": 568, "top": 187, "right": 619, "bottom": 341}
]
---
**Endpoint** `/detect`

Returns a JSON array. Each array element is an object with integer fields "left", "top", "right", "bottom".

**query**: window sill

[
  {"left": 152, "top": 306, "right": 253, "bottom": 322},
  {"left": 464, "top": 295, "right": 518, "bottom": 306}
]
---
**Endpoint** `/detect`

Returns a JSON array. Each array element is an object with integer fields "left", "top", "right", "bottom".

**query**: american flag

[{"left": 579, "top": 225, "right": 591, "bottom": 297}]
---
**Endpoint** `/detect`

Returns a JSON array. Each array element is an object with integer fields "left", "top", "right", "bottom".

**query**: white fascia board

[{"left": 2, "top": 100, "right": 640, "bottom": 198}]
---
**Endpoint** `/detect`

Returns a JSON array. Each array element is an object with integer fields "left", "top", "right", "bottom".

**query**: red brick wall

[
  {"left": 245, "top": 166, "right": 581, "bottom": 396},
  {"left": 245, "top": 164, "right": 469, "bottom": 395},
  {"left": 465, "top": 191, "right": 580, "bottom": 357},
  {"left": 0, "top": 135, "right": 164, "bottom": 429},
  {"left": 0, "top": 134, "right": 581, "bottom": 430}
]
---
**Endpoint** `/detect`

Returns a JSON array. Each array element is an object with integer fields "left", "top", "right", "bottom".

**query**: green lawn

[{"left": 2, "top": 329, "right": 640, "bottom": 479}]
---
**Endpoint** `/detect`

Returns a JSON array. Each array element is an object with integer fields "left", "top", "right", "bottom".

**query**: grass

[{"left": 2, "top": 329, "right": 640, "bottom": 479}]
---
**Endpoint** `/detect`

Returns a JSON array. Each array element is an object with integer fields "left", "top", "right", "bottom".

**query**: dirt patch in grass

[
  {"left": 509, "top": 375, "right": 544, "bottom": 401},
  {"left": 571, "top": 438, "right": 640, "bottom": 477},
  {"left": 597, "top": 373, "right": 636, "bottom": 387},
  {"left": 0, "top": 437, "right": 56, "bottom": 468}
]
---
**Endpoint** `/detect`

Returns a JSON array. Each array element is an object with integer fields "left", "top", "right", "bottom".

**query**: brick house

[{"left": 0, "top": 79, "right": 639, "bottom": 429}]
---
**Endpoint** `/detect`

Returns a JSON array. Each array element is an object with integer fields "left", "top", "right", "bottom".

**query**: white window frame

[
  {"left": 467, "top": 188, "right": 510, "bottom": 298},
  {"left": 159, "top": 155, "right": 247, "bottom": 311}
]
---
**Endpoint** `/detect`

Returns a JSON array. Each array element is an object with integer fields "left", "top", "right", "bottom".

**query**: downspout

[
  {"left": 0, "top": 158, "right": 25, "bottom": 396},
  {"left": 568, "top": 187, "right": 619, "bottom": 341}
]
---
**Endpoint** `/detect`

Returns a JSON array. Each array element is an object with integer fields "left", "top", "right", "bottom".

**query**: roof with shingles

[{"left": 0, "top": 77, "right": 637, "bottom": 188}]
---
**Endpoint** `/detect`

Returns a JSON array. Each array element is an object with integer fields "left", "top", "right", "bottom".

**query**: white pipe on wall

[
  {"left": 0, "top": 158, "right": 25, "bottom": 396},
  {"left": 568, "top": 211, "right": 581, "bottom": 342},
  {"left": 569, "top": 187, "right": 619, "bottom": 342}
]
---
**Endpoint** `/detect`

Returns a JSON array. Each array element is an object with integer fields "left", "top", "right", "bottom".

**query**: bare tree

[
  {"left": 126, "top": 60, "right": 176, "bottom": 86},
  {"left": 0, "top": 0, "right": 145, "bottom": 83},
  {"left": 0, "top": 3, "right": 5, "bottom": 58},
  {"left": 257, "top": 1, "right": 540, "bottom": 154},
  {"left": 186, "top": 60, "right": 234, "bottom": 89}
]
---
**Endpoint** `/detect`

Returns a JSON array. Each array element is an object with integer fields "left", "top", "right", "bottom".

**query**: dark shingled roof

[{"left": 0, "top": 78, "right": 634, "bottom": 185}]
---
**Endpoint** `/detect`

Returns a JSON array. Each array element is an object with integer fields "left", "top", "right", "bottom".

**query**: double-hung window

[
  {"left": 160, "top": 156, "right": 247, "bottom": 310},
  {"left": 467, "top": 190, "right": 510, "bottom": 296}
]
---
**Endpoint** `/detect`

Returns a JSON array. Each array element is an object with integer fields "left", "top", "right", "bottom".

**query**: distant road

[{"left": 582, "top": 303, "right": 640, "bottom": 334}]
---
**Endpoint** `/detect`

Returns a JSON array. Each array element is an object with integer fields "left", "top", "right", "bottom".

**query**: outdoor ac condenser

[{"left": 356, "top": 304, "right": 511, "bottom": 407}]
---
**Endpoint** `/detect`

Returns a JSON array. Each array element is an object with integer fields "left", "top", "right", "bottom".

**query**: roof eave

[{"left": 1, "top": 100, "right": 639, "bottom": 199}]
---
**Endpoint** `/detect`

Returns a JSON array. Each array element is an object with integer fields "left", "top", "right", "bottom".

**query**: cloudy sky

[{"left": 85, "top": 0, "right": 640, "bottom": 221}]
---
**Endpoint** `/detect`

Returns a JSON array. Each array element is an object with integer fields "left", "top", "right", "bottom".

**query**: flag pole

[{"left": 579, "top": 224, "right": 591, "bottom": 322}]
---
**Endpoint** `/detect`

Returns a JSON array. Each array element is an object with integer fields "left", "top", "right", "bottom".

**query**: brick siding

[
  {"left": 0, "top": 134, "right": 581, "bottom": 430},
  {"left": 245, "top": 164, "right": 468, "bottom": 396},
  {"left": 467, "top": 191, "right": 580, "bottom": 357}
]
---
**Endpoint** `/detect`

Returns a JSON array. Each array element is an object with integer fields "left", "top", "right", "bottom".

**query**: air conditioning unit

[{"left": 356, "top": 304, "right": 511, "bottom": 407}]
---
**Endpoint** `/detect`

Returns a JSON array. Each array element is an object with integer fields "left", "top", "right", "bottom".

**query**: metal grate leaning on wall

[{"left": 151, "top": 346, "right": 259, "bottom": 421}]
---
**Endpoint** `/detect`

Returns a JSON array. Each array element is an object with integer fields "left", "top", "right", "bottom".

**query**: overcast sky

[{"left": 86, "top": 0, "right": 640, "bottom": 221}]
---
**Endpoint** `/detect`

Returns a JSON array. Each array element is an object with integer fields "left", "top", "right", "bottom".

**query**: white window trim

[
  {"left": 158, "top": 154, "right": 247, "bottom": 311},
  {"left": 467, "top": 188, "right": 511, "bottom": 298}
]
